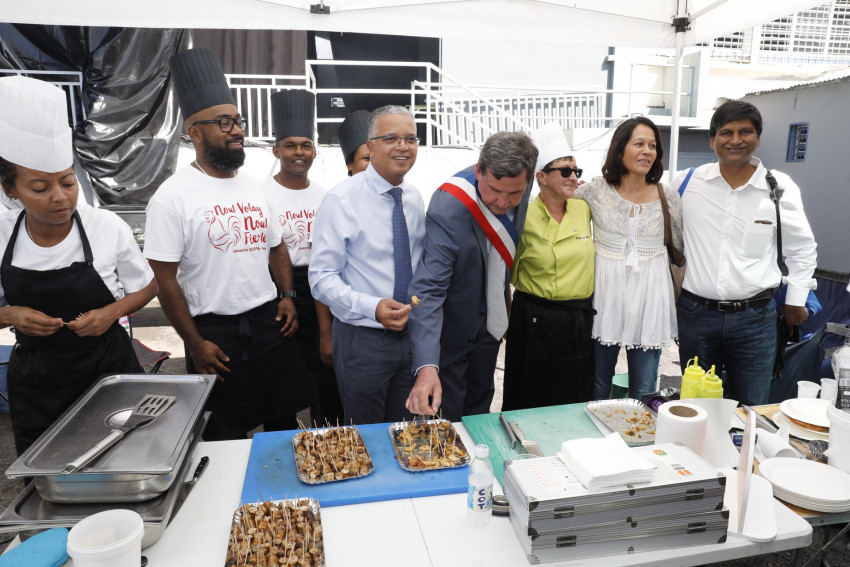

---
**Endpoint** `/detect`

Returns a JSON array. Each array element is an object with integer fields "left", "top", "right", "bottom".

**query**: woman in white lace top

[{"left": 574, "top": 117, "right": 682, "bottom": 400}]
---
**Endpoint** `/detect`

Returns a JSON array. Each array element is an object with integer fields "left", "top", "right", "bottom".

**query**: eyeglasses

[
  {"left": 541, "top": 166, "right": 583, "bottom": 179},
  {"left": 192, "top": 117, "right": 245, "bottom": 132},
  {"left": 368, "top": 134, "right": 420, "bottom": 146}
]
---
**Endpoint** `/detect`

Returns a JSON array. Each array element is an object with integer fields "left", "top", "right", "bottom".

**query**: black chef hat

[
  {"left": 271, "top": 89, "right": 315, "bottom": 142},
  {"left": 170, "top": 48, "right": 234, "bottom": 119},
  {"left": 338, "top": 110, "right": 371, "bottom": 163}
]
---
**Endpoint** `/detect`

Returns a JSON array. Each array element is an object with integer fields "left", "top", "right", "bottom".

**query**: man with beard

[
  {"left": 144, "top": 48, "right": 310, "bottom": 440},
  {"left": 262, "top": 89, "right": 341, "bottom": 423}
]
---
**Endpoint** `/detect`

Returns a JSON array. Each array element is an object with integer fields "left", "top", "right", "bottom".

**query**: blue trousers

[
  {"left": 593, "top": 341, "right": 661, "bottom": 400},
  {"left": 332, "top": 319, "right": 416, "bottom": 424},
  {"left": 676, "top": 295, "right": 777, "bottom": 406}
]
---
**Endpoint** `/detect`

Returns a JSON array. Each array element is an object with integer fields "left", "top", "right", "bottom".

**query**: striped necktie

[{"left": 486, "top": 245, "right": 508, "bottom": 339}]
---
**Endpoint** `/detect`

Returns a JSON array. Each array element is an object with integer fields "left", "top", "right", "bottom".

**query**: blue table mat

[{"left": 241, "top": 422, "right": 469, "bottom": 507}]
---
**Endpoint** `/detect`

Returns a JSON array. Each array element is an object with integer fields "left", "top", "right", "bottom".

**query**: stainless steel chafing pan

[{"left": 6, "top": 374, "right": 215, "bottom": 503}]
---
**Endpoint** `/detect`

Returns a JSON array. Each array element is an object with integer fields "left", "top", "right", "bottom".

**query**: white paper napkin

[{"left": 557, "top": 433, "right": 656, "bottom": 489}]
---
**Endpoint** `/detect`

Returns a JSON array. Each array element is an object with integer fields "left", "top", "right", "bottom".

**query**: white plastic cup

[
  {"left": 820, "top": 378, "right": 838, "bottom": 402},
  {"left": 826, "top": 403, "right": 850, "bottom": 473},
  {"left": 67, "top": 509, "right": 143, "bottom": 567},
  {"left": 797, "top": 381, "right": 821, "bottom": 398}
]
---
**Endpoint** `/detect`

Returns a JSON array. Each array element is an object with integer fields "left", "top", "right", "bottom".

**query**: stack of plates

[
  {"left": 758, "top": 458, "right": 850, "bottom": 512},
  {"left": 774, "top": 398, "right": 831, "bottom": 441}
]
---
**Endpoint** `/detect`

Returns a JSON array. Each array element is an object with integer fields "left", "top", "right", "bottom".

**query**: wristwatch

[{"left": 282, "top": 290, "right": 297, "bottom": 299}]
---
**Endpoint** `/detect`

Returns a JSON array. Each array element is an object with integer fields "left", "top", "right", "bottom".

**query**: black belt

[{"left": 681, "top": 289, "right": 774, "bottom": 313}]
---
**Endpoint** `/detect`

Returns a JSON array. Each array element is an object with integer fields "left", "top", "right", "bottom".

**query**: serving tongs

[{"left": 61, "top": 394, "right": 176, "bottom": 474}]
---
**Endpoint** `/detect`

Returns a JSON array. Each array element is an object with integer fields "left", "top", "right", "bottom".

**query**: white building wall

[{"left": 743, "top": 80, "right": 850, "bottom": 274}]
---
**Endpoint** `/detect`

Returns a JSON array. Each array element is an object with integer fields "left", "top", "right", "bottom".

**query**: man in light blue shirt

[{"left": 309, "top": 105, "right": 425, "bottom": 424}]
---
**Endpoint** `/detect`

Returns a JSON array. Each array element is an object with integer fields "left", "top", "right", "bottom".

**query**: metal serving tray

[
  {"left": 388, "top": 419, "right": 470, "bottom": 472},
  {"left": 292, "top": 426, "right": 374, "bottom": 484},
  {"left": 0, "top": 412, "right": 209, "bottom": 549},
  {"left": 6, "top": 374, "right": 215, "bottom": 502},
  {"left": 227, "top": 498, "right": 324, "bottom": 567},
  {"left": 585, "top": 398, "right": 657, "bottom": 447}
]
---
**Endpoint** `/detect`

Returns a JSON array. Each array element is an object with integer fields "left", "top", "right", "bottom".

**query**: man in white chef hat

[{"left": 0, "top": 76, "right": 157, "bottom": 454}]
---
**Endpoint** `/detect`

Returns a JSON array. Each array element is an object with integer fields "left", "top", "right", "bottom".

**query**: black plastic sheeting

[{"left": 0, "top": 25, "right": 188, "bottom": 205}]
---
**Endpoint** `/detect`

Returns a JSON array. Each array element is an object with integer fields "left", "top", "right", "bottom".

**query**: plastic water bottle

[
  {"left": 467, "top": 444, "right": 493, "bottom": 524},
  {"left": 680, "top": 357, "right": 705, "bottom": 399}
]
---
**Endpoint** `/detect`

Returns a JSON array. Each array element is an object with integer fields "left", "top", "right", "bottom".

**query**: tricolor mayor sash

[{"left": 438, "top": 170, "right": 520, "bottom": 269}]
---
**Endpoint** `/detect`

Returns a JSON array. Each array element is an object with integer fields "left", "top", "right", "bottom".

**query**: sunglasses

[{"left": 541, "top": 166, "right": 583, "bottom": 179}]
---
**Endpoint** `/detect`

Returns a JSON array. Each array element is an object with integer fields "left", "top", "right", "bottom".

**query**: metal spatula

[{"left": 62, "top": 394, "right": 176, "bottom": 474}]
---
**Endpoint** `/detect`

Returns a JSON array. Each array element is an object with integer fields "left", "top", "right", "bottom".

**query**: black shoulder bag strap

[
  {"left": 765, "top": 170, "right": 789, "bottom": 276},
  {"left": 766, "top": 169, "right": 790, "bottom": 379}
]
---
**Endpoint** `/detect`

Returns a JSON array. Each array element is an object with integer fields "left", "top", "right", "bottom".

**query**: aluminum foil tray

[
  {"left": 291, "top": 426, "right": 374, "bottom": 484},
  {"left": 585, "top": 399, "right": 657, "bottom": 447},
  {"left": 388, "top": 419, "right": 470, "bottom": 472},
  {"left": 226, "top": 498, "right": 324, "bottom": 567}
]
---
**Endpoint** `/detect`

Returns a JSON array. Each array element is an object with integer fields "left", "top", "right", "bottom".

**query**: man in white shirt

[
  {"left": 144, "top": 48, "right": 309, "bottom": 440},
  {"left": 262, "top": 89, "right": 340, "bottom": 423},
  {"left": 673, "top": 100, "right": 817, "bottom": 406},
  {"left": 309, "top": 105, "right": 425, "bottom": 424}
]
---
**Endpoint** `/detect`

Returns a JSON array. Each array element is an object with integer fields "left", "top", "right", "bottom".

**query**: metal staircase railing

[
  {"left": 0, "top": 69, "right": 86, "bottom": 128},
  {"left": 224, "top": 60, "right": 609, "bottom": 149}
]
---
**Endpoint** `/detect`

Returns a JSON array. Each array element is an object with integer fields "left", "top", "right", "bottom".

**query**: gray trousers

[{"left": 332, "top": 318, "right": 416, "bottom": 424}]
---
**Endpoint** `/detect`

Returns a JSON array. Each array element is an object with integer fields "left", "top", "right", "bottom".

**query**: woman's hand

[
  {"left": 67, "top": 306, "right": 119, "bottom": 337},
  {"left": 2, "top": 306, "right": 63, "bottom": 336}
]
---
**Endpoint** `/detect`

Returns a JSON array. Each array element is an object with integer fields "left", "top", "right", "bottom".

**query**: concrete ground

[{"left": 0, "top": 300, "right": 846, "bottom": 564}]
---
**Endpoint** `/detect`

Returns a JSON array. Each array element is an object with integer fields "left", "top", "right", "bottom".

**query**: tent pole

[
  {"left": 670, "top": 31, "right": 683, "bottom": 176},
  {"left": 669, "top": 6, "right": 690, "bottom": 177}
]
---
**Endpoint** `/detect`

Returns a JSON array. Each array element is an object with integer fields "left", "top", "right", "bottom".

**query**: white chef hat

[
  {"left": 0, "top": 76, "right": 73, "bottom": 174},
  {"left": 532, "top": 122, "right": 573, "bottom": 173}
]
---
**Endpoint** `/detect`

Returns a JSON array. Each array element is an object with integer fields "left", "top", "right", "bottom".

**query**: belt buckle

[{"left": 717, "top": 300, "right": 740, "bottom": 312}]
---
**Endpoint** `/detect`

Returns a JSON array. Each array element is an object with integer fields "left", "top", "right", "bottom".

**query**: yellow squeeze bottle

[
  {"left": 680, "top": 357, "right": 705, "bottom": 399},
  {"left": 699, "top": 365, "right": 723, "bottom": 398}
]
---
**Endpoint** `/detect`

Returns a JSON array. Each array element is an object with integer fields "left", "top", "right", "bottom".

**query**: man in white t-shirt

[
  {"left": 261, "top": 89, "right": 341, "bottom": 423},
  {"left": 144, "top": 48, "right": 309, "bottom": 440}
]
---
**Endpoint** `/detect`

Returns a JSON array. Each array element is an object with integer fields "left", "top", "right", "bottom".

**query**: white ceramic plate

[
  {"left": 772, "top": 411, "right": 830, "bottom": 441},
  {"left": 758, "top": 458, "right": 850, "bottom": 508},
  {"left": 779, "top": 398, "right": 831, "bottom": 429}
]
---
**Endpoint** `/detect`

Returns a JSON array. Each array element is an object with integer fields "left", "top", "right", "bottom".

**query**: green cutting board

[{"left": 461, "top": 403, "right": 602, "bottom": 484}]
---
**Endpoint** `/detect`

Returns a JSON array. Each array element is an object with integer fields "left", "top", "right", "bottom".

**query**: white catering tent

[{"left": 2, "top": 0, "right": 822, "bottom": 172}]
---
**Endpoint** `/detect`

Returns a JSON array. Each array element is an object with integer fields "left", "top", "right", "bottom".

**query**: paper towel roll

[
  {"left": 655, "top": 402, "right": 708, "bottom": 456},
  {"left": 687, "top": 397, "right": 742, "bottom": 468}
]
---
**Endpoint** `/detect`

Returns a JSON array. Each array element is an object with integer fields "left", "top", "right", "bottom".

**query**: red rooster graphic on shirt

[
  {"left": 205, "top": 210, "right": 242, "bottom": 251},
  {"left": 278, "top": 214, "right": 308, "bottom": 250}
]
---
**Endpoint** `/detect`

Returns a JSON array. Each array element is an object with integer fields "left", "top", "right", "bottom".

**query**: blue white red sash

[{"left": 437, "top": 170, "right": 520, "bottom": 269}]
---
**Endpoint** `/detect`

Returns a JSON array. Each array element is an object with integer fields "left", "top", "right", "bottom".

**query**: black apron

[
  {"left": 187, "top": 299, "right": 311, "bottom": 441},
  {"left": 1, "top": 211, "right": 142, "bottom": 455},
  {"left": 292, "top": 265, "right": 340, "bottom": 423}
]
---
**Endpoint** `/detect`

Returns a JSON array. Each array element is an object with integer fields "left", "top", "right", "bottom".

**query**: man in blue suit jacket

[{"left": 406, "top": 132, "right": 538, "bottom": 420}]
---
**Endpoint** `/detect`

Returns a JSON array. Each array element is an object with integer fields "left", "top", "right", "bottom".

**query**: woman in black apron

[{"left": 0, "top": 161, "right": 158, "bottom": 455}]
